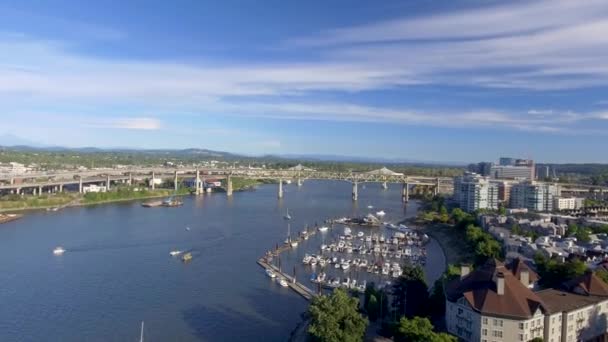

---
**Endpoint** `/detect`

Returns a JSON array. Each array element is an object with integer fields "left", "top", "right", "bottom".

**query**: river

[{"left": 0, "top": 180, "right": 445, "bottom": 342}]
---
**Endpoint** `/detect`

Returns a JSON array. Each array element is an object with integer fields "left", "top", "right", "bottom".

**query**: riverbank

[
  {"left": 0, "top": 213, "right": 23, "bottom": 224},
  {"left": 420, "top": 223, "right": 474, "bottom": 266},
  {"left": 0, "top": 188, "right": 191, "bottom": 213}
]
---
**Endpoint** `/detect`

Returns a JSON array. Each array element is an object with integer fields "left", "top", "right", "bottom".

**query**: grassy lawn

[
  {"left": 0, "top": 193, "right": 78, "bottom": 210},
  {"left": 82, "top": 187, "right": 190, "bottom": 204},
  {"left": 0, "top": 186, "right": 192, "bottom": 211}
]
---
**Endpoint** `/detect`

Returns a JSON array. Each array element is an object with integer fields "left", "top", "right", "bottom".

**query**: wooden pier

[{"left": 257, "top": 257, "right": 317, "bottom": 301}]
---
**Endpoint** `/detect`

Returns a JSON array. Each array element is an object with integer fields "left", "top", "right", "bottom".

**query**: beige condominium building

[{"left": 445, "top": 259, "right": 608, "bottom": 342}]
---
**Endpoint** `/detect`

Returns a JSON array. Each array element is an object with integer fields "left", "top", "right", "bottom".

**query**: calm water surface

[{"left": 0, "top": 180, "right": 445, "bottom": 342}]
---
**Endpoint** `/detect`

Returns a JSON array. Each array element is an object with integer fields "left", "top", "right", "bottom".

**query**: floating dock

[{"left": 257, "top": 257, "right": 317, "bottom": 301}]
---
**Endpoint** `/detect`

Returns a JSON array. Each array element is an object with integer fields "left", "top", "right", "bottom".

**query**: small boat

[
  {"left": 344, "top": 227, "right": 352, "bottom": 235},
  {"left": 170, "top": 250, "right": 182, "bottom": 256},
  {"left": 318, "top": 226, "right": 329, "bottom": 232},
  {"left": 182, "top": 252, "right": 193, "bottom": 262},
  {"left": 290, "top": 240, "right": 298, "bottom": 247},
  {"left": 266, "top": 268, "right": 277, "bottom": 278},
  {"left": 367, "top": 205, "right": 374, "bottom": 209},
  {"left": 279, "top": 278, "right": 289, "bottom": 287},
  {"left": 53, "top": 246, "right": 66, "bottom": 255},
  {"left": 357, "top": 232, "right": 364, "bottom": 238},
  {"left": 162, "top": 198, "right": 183, "bottom": 207},
  {"left": 376, "top": 210, "right": 386, "bottom": 217},
  {"left": 185, "top": 227, "right": 191, "bottom": 231},
  {"left": 283, "top": 208, "right": 292, "bottom": 220}
]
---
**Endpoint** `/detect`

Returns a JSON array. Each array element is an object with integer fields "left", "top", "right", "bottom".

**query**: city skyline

[{"left": 2, "top": 0, "right": 608, "bottom": 163}]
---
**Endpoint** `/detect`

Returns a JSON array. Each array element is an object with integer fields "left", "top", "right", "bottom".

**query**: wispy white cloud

[
  {"left": 85, "top": 117, "right": 162, "bottom": 130},
  {"left": 1, "top": 1, "right": 608, "bottom": 137}
]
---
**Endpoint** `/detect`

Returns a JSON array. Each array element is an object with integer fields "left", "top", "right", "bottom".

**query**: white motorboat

[
  {"left": 376, "top": 210, "right": 386, "bottom": 217},
  {"left": 53, "top": 246, "right": 66, "bottom": 255},
  {"left": 357, "top": 232, "right": 364, "bottom": 238},
  {"left": 279, "top": 278, "right": 289, "bottom": 287},
  {"left": 341, "top": 262, "right": 350, "bottom": 270},
  {"left": 365, "top": 235, "right": 372, "bottom": 243},
  {"left": 169, "top": 250, "right": 182, "bottom": 256},
  {"left": 344, "top": 227, "right": 352, "bottom": 235},
  {"left": 359, "top": 259, "right": 368, "bottom": 268},
  {"left": 302, "top": 254, "right": 312, "bottom": 264},
  {"left": 318, "top": 226, "right": 329, "bottom": 232},
  {"left": 334, "top": 263, "right": 341, "bottom": 269},
  {"left": 367, "top": 205, "right": 374, "bottom": 209},
  {"left": 291, "top": 240, "right": 299, "bottom": 247},
  {"left": 266, "top": 268, "right": 277, "bottom": 278}
]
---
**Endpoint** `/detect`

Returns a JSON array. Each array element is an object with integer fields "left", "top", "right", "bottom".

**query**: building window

[
  {"left": 493, "top": 330, "right": 503, "bottom": 338},
  {"left": 483, "top": 317, "right": 488, "bottom": 325},
  {"left": 458, "top": 308, "right": 463, "bottom": 315},
  {"left": 483, "top": 329, "right": 488, "bottom": 336},
  {"left": 519, "top": 333, "right": 524, "bottom": 341},
  {"left": 519, "top": 322, "right": 524, "bottom": 329}
]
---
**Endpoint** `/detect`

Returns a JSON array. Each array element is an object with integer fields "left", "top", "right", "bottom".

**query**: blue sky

[{"left": 2, "top": 0, "right": 608, "bottom": 163}]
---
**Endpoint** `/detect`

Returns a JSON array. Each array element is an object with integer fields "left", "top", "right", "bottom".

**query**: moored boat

[
  {"left": 182, "top": 252, "right": 193, "bottom": 262},
  {"left": 53, "top": 246, "right": 66, "bottom": 255},
  {"left": 266, "top": 268, "right": 277, "bottom": 278}
]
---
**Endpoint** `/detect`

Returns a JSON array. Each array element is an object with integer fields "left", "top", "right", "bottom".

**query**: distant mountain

[
  {"left": 271, "top": 153, "right": 466, "bottom": 166},
  {"left": 0, "top": 143, "right": 465, "bottom": 166},
  {"left": 0, "top": 133, "right": 44, "bottom": 147}
]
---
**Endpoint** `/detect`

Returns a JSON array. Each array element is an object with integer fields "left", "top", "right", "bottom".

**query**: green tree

[
  {"left": 395, "top": 317, "right": 456, "bottom": 342},
  {"left": 367, "top": 295, "right": 379, "bottom": 322},
  {"left": 535, "top": 254, "right": 588, "bottom": 288},
  {"left": 308, "top": 289, "right": 368, "bottom": 342},
  {"left": 393, "top": 265, "right": 428, "bottom": 318},
  {"left": 528, "top": 338, "right": 544, "bottom": 342}
]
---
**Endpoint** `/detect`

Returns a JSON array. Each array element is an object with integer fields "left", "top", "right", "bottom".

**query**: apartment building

[
  {"left": 454, "top": 172, "right": 499, "bottom": 212},
  {"left": 510, "top": 181, "right": 560, "bottom": 212},
  {"left": 445, "top": 259, "right": 608, "bottom": 342}
]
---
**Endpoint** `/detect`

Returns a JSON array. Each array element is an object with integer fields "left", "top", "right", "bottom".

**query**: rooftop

[{"left": 536, "top": 289, "right": 606, "bottom": 314}]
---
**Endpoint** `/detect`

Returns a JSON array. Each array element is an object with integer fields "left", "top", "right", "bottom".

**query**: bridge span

[{"left": 0, "top": 167, "right": 452, "bottom": 202}]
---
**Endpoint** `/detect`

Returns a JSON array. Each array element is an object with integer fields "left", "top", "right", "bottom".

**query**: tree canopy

[
  {"left": 308, "top": 289, "right": 368, "bottom": 342},
  {"left": 395, "top": 317, "right": 457, "bottom": 342}
]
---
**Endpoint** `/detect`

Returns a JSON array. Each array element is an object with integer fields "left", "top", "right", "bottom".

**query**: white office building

[
  {"left": 454, "top": 172, "right": 499, "bottom": 212},
  {"left": 553, "top": 197, "right": 585, "bottom": 211},
  {"left": 490, "top": 165, "right": 535, "bottom": 180},
  {"left": 510, "top": 182, "right": 560, "bottom": 212}
]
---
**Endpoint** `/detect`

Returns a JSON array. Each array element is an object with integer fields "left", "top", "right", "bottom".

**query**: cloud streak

[{"left": 1, "top": 1, "right": 608, "bottom": 137}]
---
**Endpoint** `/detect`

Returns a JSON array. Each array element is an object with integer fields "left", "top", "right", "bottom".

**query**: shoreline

[{"left": 0, "top": 184, "right": 261, "bottom": 214}]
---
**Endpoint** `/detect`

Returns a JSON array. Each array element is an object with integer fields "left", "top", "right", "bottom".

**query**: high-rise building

[
  {"left": 454, "top": 172, "right": 499, "bottom": 212},
  {"left": 493, "top": 157, "right": 535, "bottom": 180},
  {"left": 510, "top": 181, "right": 560, "bottom": 212},
  {"left": 467, "top": 162, "right": 494, "bottom": 176},
  {"left": 499, "top": 157, "right": 517, "bottom": 166}
]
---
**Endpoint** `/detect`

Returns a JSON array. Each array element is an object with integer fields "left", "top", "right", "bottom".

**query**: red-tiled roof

[
  {"left": 563, "top": 272, "right": 608, "bottom": 297},
  {"left": 446, "top": 259, "right": 544, "bottom": 319}
]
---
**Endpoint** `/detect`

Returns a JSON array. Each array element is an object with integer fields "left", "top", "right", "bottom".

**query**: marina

[{"left": 258, "top": 215, "right": 432, "bottom": 300}]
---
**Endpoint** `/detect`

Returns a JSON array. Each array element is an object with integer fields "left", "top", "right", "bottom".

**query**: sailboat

[
  {"left": 284, "top": 223, "right": 291, "bottom": 244},
  {"left": 139, "top": 321, "right": 144, "bottom": 342},
  {"left": 283, "top": 208, "right": 292, "bottom": 220}
]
